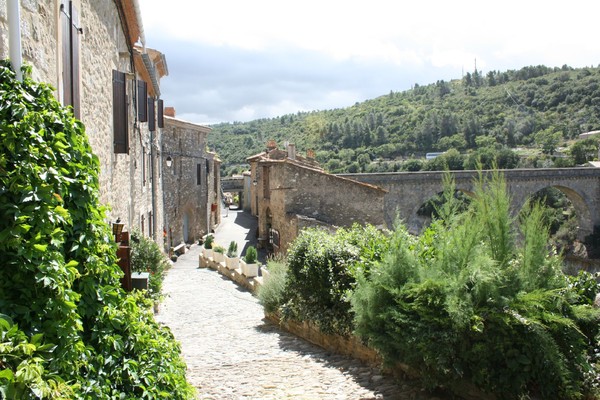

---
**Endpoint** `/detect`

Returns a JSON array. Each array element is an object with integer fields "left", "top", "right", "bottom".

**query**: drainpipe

[{"left": 7, "top": 0, "right": 22, "bottom": 81}]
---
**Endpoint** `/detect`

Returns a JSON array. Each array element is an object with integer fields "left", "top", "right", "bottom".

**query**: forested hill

[{"left": 207, "top": 65, "right": 600, "bottom": 175}]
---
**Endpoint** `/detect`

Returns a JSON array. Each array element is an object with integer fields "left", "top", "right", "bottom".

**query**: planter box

[
  {"left": 225, "top": 255, "right": 239, "bottom": 270},
  {"left": 260, "top": 266, "right": 270, "bottom": 282},
  {"left": 240, "top": 259, "right": 259, "bottom": 277},
  {"left": 213, "top": 251, "right": 225, "bottom": 263},
  {"left": 203, "top": 248, "right": 213, "bottom": 259}
]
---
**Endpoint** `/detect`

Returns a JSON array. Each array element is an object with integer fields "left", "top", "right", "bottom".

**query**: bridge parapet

[{"left": 339, "top": 168, "right": 600, "bottom": 239}]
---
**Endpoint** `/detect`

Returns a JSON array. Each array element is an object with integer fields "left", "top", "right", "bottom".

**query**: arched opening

[{"left": 417, "top": 189, "right": 474, "bottom": 221}]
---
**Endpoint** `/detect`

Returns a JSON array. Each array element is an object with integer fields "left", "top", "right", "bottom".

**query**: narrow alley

[{"left": 155, "top": 209, "right": 445, "bottom": 400}]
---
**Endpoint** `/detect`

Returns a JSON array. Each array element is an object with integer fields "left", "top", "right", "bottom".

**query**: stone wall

[
  {"left": 162, "top": 116, "right": 213, "bottom": 247},
  {"left": 259, "top": 160, "right": 387, "bottom": 254},
  {"left": 1, "top": 1, "right": 166, "bottom": 245}
]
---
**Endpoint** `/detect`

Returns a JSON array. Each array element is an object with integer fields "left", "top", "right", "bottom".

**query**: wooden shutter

[
  {"left": 137, "top": 80, "right": 148, "bottom": 122},
  {"left": 69, "top": 2, "right": 80, "bottom": 119},
  {"left": 61, "top": 4, "right": 71, "bottom": 110},
  {"left": 157, "top": 99, "right": 164, "bottom": 128},
  {"left": 113, "top": 70, "right": 128, "bottom": 154},
  {"left": 61, "top": 1, "right": 81, "bottom": 119},
  {"left": 148, "top": 97, "right": 156, "bottom": 131}
]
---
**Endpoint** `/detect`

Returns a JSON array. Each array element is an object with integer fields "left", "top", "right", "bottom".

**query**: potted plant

[
  {"left": 225, "top": 241, "right": 239, "bottom": 269},
  {"left": 203, "top": 234, "right": 214, "bottom": 259},
  {"left": 213, "top": 244, "right": 225, "bottom": 264},
  {"left": 241, "top": 245, "right": 258, "bottom": 277}
]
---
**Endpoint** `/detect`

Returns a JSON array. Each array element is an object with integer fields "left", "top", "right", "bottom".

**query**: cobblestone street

[{"left": 156, "top": 210, "right": 446, "bottom": 400}]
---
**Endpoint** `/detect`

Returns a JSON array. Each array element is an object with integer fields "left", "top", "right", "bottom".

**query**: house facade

[
  {"left": 162, "top": 109, "right": 221, "bottom": 248},
  {"left": 0, "top": 0, "right": 169, "bottom": 244},
  {"left": 248, "top": 142, "right": 387, "bottom": 255}
]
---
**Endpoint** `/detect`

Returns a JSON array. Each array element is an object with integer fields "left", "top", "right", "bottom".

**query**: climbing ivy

[{"left": 0, "top": 61, "right": 194, "bottom": 398}]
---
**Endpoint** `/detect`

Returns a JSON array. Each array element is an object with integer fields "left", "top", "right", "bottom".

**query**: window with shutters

[
  {"left": 148, "top": 97, "right": 156, "bottom": 131},
  {"left": 263, "top": 166, "right": 270, "bottom": 199},
  {"left": 137, "top": 80, "right": 148, "bottom": 122},
  {"left": 157, "top": 99, "right": 164, "bottom": 128},
  {"left": 112, "top": 70, "right": 128, "bottom": 153},
  {"left": 60, "top": 1, "right": 81, "bottom": 118},
  {"left": 197, "top": 163, "right": 202, "bottom": 185},
  {"left": 142, "top": 149, "right": 146, "bottom": 187}
]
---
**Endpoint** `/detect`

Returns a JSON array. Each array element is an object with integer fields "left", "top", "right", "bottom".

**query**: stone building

[
  {"left": 1, "top": 1, "right": 168, "bottom": 244},
  {"left": 162, "top": 108, "right": 221, "bottom": 248},
  {"left": 248, "top": 142, "right": 387, "bottom": 255}
]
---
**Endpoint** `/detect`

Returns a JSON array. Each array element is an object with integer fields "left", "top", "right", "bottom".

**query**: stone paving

[{"left": 156, "top": 209, "right": 449, "bottom": 400}]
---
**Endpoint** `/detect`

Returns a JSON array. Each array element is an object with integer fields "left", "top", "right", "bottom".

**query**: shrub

[
  {"left": 204, "top": 234, "right": 214, "bottom": 249},
  {"left": 244, "top": 246, "right": 257, "bottom": 264},
  {"left": 281, "top": 224, "right": 389, "bottom": 335},
  {"left": 352, "top": 171, "right": 600, "bottom": 399},
  {"left": 130, "top": 230, "right": 170, "bottom": 299},
  {"left": 257, "top": 257, "right": 288, "bottom": 314},
  {"left": 227, "top": 240, "right": 238, "bottom": 257},
  {"left": 0, "top": 62, "right": 193, "bottom": 398},
  {"left": 213, "top": 244, "right": 225, "bottom": 254}
]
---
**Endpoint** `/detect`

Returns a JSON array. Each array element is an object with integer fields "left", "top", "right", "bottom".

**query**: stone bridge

[
  {"left": 339, "top": 168, "right": 600, "bottom": 239},
  {"left": 221, "top": 176, "right": 244, "bottom": 193}
]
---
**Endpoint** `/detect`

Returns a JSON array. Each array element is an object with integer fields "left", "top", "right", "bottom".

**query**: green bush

[
  {"left": 0, "top": 62, "right": 194, "bottom": 398},
  {"left": 351, "top": 171, "right": 600, "bottom": 399},
  {"left": 204, "top": 234, "right": 214, "bottom": 249},
  {"left": 257, "top": 257, "right": 288, "bottom": 314},
  {"left": 244, "top": 246, "right": 257, "bottom": 264},
  {"left": 227, "top": 240, "right": 238, "bottom": 257},
  {"left": 281, "top": 224, "right": 389, "bottom": 335},
  {"left": 130, "top": 230, "right": 170, "bottom": 299}
]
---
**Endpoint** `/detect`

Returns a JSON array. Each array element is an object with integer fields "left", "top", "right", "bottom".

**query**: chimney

[
  {"left": 164, "top": 107, "right": 176, "bottom": 117},
  {"left": 287, "top": 143, "right": 296, "bottom": 160}
]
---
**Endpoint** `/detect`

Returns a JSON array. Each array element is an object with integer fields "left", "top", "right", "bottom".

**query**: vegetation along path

[{"left": 156, "top": 243, "right": 446, "bottom": 399}]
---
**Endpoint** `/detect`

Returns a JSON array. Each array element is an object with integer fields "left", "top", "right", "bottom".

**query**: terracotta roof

[{"left": 119, "top": 0, "right": 143, "bottom": 46}]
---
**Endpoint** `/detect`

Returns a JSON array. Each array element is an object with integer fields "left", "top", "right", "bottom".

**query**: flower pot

[
  {"left": 241, "top": 260, "right": 258, "bottom": 277},
  {"left": 213, "top": 251, "right": 224, "bottom": 264},
  {"left": 261, "top": 266, "right": 270, "bottom": 282},
  {"left": 203, "top": 248, "right": 213, "bottom": 259},
  {"left": 225, "top": 255, "right": 239, "bottom": 270}
]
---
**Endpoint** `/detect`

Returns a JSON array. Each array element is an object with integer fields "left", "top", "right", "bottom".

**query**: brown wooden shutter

[
  {"left": 157, "top": 99, "right": 164, "bottom": 128},
  {"left": 113, "top": 70, "right": 128, "bottom": 154},
  {"left": 137, "top": 80, "right": 148, "bottom": 122},
  {"left": 69, "top": 2, "right": 81, "bottom": 119},
  {"left": 148, "top": 97, "right": 156, "bottom": 131},
  {"left": 61, "top": 4, "right": 71, "bottom": 109}
]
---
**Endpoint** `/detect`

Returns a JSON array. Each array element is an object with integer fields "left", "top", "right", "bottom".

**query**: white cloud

[{"left": 140, "top": 0, "right": 600, "bottom": 123}]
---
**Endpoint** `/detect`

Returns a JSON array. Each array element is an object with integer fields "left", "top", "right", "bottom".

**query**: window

[
  {"left": 157, "top": 99, "right": 164, "bottom": 128},
  {"left": 196, "top": 163, "right": 202, "bottom": 185},
  {"left": 112, "top": 69, "right": 128, "bottom": 153},
  {"left": 137, "top": 80, "right": 148, "bottom": 122},
  {"left": 148, "top": 97, "right": 155, "bottom": 132},
  {"left": 61, "top": 1, "right": 81, "bottom": 118},
  {"left": 263, "top": 166, "right": 270, "bottom": 199},
  {"left": 142, "top": 149, "right": 146, "bottom": 186}
]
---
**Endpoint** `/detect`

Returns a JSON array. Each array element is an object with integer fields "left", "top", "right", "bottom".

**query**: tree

[
  {"left": 569, "top": 138, "right": 598, "bottom": 164},
  {"left": 534, "top": 128, "right": 562, "bottom": 155}
]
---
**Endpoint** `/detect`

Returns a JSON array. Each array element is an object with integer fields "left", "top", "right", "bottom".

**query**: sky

[{"left": 140, "top": 0, "right": 600, "bottom": 125}]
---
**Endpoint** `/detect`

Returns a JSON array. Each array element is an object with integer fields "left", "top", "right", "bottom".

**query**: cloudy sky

[{"left": 140, "top": 0, "right": 600, "bottom": 125}]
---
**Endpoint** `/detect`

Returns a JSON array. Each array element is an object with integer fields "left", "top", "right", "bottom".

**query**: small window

[
  {"left": 137, "top": 80, "right": 148, "bottom": 122},
  {"left": 157, "top": 99, "right": 164, "bottom": 128},
  {"left": 196, "top": 163, "right": 202, "bottom": 185},
  {"left": 112, "top": 69, "right": 128, "bottom": 154},
  {"left": 148, "top": 97, "right": 156, "bottom": 131}
]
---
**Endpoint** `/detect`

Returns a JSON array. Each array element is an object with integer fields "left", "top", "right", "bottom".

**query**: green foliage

[
  {"left": 569, "top": 138, "right": 598, "bottom": 164},
  {"left": 209, "top": 65, "right": 600, "bottom": 173},
  {"left": 244, "top": 246, "right": 257, "bottom": 264},
  {"left": 204, "top": 234, "right": 214, "bottom": 249},
  {"left": 130, "top": 230, "right": 170, "bottom": 299},
  {"left": 0, "top": 62, "right": 194, "bottom": 398},
  {"left": 213, "top": 244, "right": 225, "bottom": 254},
  {"left": 227, "top": 240, "right": 238, "bottom": 257},
  {"left": 257, "top": 258, "right": 288, "bottom": 314},
  {"left": 280, "top": 224, "right": 389, "bottom": 335},
  {"left": 351, "top": 171, "right": 600, "bottom": 399}
]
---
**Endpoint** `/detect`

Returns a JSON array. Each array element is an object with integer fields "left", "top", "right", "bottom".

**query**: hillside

[{"left": 207, "top": 65, "right": 600, "bottom": 175}]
